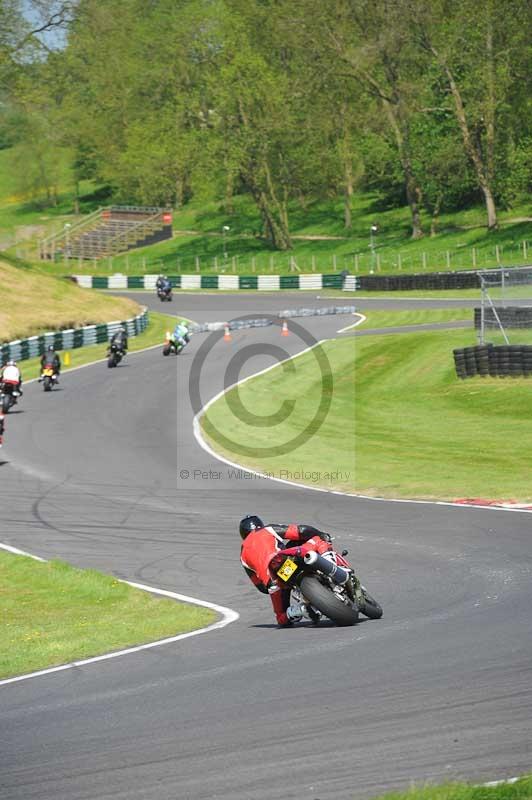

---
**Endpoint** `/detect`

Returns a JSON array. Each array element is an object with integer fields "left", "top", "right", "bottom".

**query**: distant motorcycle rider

[
  {"left": 40, "top": 345, "right": 61, "bottom": 380},
  {"left": 172, "top": 320, "right": 190, "bottom": 349},
  {"left": 239, "top": 515, "right": 333, "bottom": 627},
  {"left": 156, "top": 275, "right": 172, "bottom": 295},
  {"left": 0, "top": 360, "right": 23, "bottom": 394},
  {"left": 110, "top": 325, "right": 128, "bottom": 354}
]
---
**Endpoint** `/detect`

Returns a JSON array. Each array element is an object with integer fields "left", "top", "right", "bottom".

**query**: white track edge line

[
  {"left": 193, "top": 334, "right": 532, "bottom": 515},
  {"left": 337, "top": 313, "right": 366, "bottom": 333},
  {"left": 0, "top": 543, "right": 239, "bottom": 687}
]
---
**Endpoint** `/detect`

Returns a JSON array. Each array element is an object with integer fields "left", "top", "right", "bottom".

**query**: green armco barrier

[
  {"left": 201, "top": 275, "right": 218, "bottom": 289},
  {"left": 1, "top": 308, "right": 148, "bottom": 364},
  {"left": 280, "top": 275, "right": 299, "bottom": 289},
  {"left": 71, "top": 273, "right": 357, "bottom": 291},
  {"left": 239, "top": 276, "right": 258, "bottom": 289},
  {"left": 92, "top": 276, "right": 109, "bottom": 289},
  {"left": 323, "top": 274, "right": 343, "bottom": 288},
  {"left": 128, "top": 276, "right": 144, "bottom": 288}
]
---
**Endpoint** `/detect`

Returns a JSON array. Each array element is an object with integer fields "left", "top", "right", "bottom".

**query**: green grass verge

[
  {"left": 0, "top": 551, "right": 216, "bottom": 680},
  {"left": 368, "top": 777, "right": 532, "bottom": 800},
  {"left": 355, "top": 308, "right": 472, "bottom": 327},
  {"left": 202, "top": 309, "right": 532, "bottom": 501}
]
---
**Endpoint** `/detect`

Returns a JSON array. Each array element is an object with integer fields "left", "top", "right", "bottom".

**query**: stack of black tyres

[
  {"left": 453, "top": 344, "right": 532, "bottom": 378},
  {"left": 464, "top": 346, "right": 478, "bottom": 377},
  {"left": 523, "top": 345, "right": 532, "bottom": 377},
  {"left": 496, "top": 346, "right": 510, "bottom": 377},
  {"left": 510, "top": 346, "right": 522, "bottom": 377},
  {"left": 475, "top": 344, "right": 491, "bottom": 376},
  {"left": 453, "top": 348, "right": 467, "bottom": 379}
]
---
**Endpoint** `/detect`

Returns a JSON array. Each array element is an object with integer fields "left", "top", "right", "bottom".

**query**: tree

[{"left": 413, "top": 0, "right": 532, "bottom": 230}]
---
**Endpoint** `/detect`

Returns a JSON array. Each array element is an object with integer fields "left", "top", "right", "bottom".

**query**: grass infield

[
  {"left": 0, "top": 551, "right": 216, "bottom": 680},
  {"left": 202, "top": 309, "right": 532, "bottom": 501},
  {"left": 368, "top": 777, "right": 532, "bottom": 800}
]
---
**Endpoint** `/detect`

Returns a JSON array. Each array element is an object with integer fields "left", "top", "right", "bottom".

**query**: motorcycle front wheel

[
  {"left": 300, "top": 575, "right": 359, "bottom": 626},
  {"left": 359, "top": 588, "right": 383, "bottom": 619},
  {"left": 107, "top": 354, "right": 117, "bottom": 368}
]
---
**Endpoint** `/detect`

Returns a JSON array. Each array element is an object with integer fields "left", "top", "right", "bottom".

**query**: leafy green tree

[{"left": 412, "top": 0, "right": 532, "bottom": 229}]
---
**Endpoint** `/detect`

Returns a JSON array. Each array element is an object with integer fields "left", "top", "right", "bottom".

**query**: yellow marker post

[{"left": 64, "top": 352, "right": 71, "bottom": 367}]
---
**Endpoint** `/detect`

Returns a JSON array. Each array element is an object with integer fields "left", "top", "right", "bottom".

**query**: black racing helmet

[{"left": 239, "top": 515, "right": 264, "bottom": 540}]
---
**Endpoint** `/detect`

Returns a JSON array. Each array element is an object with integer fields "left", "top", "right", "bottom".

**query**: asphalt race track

[{"left": 1, "top": 293, "right": 531, "bottom": 800}]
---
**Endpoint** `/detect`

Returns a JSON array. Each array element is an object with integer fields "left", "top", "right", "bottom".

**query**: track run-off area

[{"left": 1, "top": 292, "right": 531, "bottom": 800}]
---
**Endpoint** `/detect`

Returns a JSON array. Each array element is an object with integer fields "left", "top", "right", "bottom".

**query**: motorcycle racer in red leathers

[{"left": 239, "top": 515, "right": 333, "bottom": 627}]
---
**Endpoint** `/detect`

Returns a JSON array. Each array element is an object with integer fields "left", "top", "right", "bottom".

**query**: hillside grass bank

[{"left": 0, "top": 258, "right": 140, "bottom": 343}]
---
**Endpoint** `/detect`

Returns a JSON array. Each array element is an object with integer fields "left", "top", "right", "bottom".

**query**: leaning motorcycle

[
  {"left": 275, "top": 546, "right": 382, "bottom": 627},
  {"left": 162, "top": 331, "right": 185, "bottom": 356},
  {"left": 0, "top": 381, "right": 21, "bottom": 414},
  {"left": 107, "top": 342, "right": 125, "bottom": 368}
]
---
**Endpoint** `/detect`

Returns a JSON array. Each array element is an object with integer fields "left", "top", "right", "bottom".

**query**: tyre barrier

[
  {"left": 73, "top": 270, "right": 478, "bottom": 292},
  {"left": 73, "top": 273, "right": 348, "bottom": 291},
  {"left": 453, "top": 343, "right": 532, "bottom": 379},
  {"left": 474, "top": 306, "right": 532, "bottom": 329},
  {"left": 359, "top": 270, "right": 480, "bottom": 292},
  {"left": 0, "top": 308, "right": 149, "bottom": 364},
  {"left": 73, "top": 265, "right": 532, "bottom": 293},
  {"left": 189, "top": 306, "right": 357, "bottom": 334}
]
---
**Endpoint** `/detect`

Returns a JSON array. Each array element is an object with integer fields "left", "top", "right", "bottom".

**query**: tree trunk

[
  {"left": 430, "top": 194, "right": 442, "bottom": 237},
  {"left": 481, "top": 184, "right": 498, "bottom": 231},
  {"left": 247, "top": 181, "right": 292, "bottom": 250},
  {"left": 224, "top": 169, "right": 234, "bottom": 215},
  {"left": 382, "top": 100, "right": 424, "bottom": 239},
  {"left": 432, "top": 48, "right": 498, "bottom": 230},
  {"left": 344, "top": 158, "right": 353, "bottom": 229}
]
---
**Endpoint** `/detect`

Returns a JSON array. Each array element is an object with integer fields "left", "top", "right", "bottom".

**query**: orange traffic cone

[
  {"left": 281, "top": 320, "right": 289, "bottom": 336},
  {"left": 223, "top": 325, "right": 232, "bottom": 342}
]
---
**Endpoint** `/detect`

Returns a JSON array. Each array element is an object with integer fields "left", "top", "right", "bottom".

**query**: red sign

[{"left": 162, "top": 213, "right": 172, "bottom": 224}]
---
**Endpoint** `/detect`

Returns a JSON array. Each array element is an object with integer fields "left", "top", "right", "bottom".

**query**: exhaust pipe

[{"left": 303, "top": 551, "right": 350, "bottom": 585}]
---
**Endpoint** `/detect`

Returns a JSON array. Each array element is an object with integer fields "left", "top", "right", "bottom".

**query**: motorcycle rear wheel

[
  {"left": 1, "top": 395, "right": 12, "bottom": 413},
  {"left": 300, "top": 575, "right": 359, "bottom": 626},
  {"left": 359, "top": 589, "right": 383, "bottom": 619},
  {"left": 43, "top": 376, "right": 52, "bottom": 392}
]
